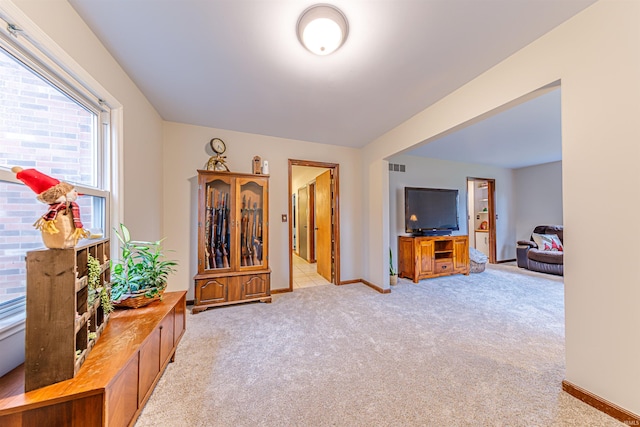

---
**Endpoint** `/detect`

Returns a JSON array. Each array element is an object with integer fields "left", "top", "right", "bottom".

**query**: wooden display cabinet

[
  {"left": 24, "top": 238, "right": 111, "bottom": 392},
  {"left": 193, "top": 170, "right": 271, "bottom": 313},
  {"left": 398, "top": 235, "right": 470, "bottom": 283}
]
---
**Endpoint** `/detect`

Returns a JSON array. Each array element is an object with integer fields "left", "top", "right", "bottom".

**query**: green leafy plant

[
  {"left": 88, "top": 253, "right": 101, "bottom": 289},
  {"left": 100, "top": 285, "right": 114, "bottom": 313},
  {"left": 109, "top": 223, "right": 178, "bottom": 303},
  {"left": 389, "top": 247, "right": 397, "bottom": 276},
  {"left": 88, "top": 253, "right": 113, "bottom": 314}
]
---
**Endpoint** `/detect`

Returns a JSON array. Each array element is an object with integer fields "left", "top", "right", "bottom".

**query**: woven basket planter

[{"left": 114, "top": 289, "right": 164, "bottom": 309}]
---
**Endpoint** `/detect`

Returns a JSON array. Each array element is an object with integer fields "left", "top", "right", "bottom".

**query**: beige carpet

[{"left": 136, "top": 264, "right": 623, "bottom": 426}]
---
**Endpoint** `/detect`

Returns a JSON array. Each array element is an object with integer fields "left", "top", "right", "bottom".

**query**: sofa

[{"left": 516, "top": 225, "right": 563, "bottom": 276}]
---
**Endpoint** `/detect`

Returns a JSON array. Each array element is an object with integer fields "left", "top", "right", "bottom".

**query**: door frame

[
  {"left": 288, "top": 159, "right": 341, "bottom": 291},
  {"left": 467, "top": 177, "right": 497, "bottom": 263},
  {"left": 308, "top": 181, "right": 316, "bottom": 263}
]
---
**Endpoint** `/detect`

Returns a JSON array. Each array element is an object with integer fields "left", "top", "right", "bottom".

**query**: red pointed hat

[{"left": 12, "top": 166, "right": 60, "bottom": 194}]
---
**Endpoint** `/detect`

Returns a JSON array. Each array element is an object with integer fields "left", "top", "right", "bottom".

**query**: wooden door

[
  {"left": 453, "top": 237, "right": 469, "bottom": 273},
  {"left": 237, "top": 177, "right": 268, "bottom": 270},
  {"left": 240, "top": 274, "right": 270, "bottom": 299},
  {"left": 398, "top": 237, "right": 413, "bottom": 278},
  {"left": 159, "top": 313, "right": 175, "bottom": 367},
  {"left": 487, "top": 179, "right": 497, "bottom": 263},
  {"left": 198, "top": 173, "right": 232, "bottom": 274},
  {"left": 316, "top": 170, "right": 332, "bottom": 282},
  {"left": 107, "top": 355, "right": 139, "bottom": 427},
  {"left": 195, "top": 277, "right": 227, "bottom": 304},
  {"left": 417, "top": 238, "right": 434, "bottom": 275},
  {"left": 297, "top": 186, "right": 308, "bottom": 260}
]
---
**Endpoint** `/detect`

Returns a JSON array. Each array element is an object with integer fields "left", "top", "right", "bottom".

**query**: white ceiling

[
  {"left": 405, "top": 86, "right": 562, "bottom": 169},
  {"left": 69, "top": 0, "right": 593, "bottom": 166}
]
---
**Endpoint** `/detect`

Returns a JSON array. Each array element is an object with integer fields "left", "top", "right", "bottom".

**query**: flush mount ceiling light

[{"left": 297, "top": 4, "right": 349, "bottom": 55}]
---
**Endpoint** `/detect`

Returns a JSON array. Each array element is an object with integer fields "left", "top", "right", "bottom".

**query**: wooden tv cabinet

[
  {"left": 0, "top": 291, "right": 186, "bottom": 427},
  {"left": 398, "top": 235, "right": 470, "bottom": 282}
]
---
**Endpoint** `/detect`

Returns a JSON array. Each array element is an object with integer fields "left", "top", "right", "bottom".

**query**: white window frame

[{"left": 0, "top": 1, "right": 122, "bottom": 376}]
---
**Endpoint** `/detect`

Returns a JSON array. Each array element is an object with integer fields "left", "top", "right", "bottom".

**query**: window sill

[
  {"left": 0, "top": 307, "right": 26, "bottom": 378},
  {"left": 0, "top": 309, "right": 25, "bottom": 340}
]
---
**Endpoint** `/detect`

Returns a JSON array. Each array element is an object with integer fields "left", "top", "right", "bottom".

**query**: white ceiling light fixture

[{"left": 297, "top": 4, "right": 349, "bottom": 56}]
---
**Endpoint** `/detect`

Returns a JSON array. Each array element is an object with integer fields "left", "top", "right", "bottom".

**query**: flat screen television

[{"left": 404, "top": 187, "right": 459, "bottom": 235}]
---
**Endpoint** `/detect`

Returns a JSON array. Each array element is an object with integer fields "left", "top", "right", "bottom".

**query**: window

[{"left": 0, "top": 27, "right": 111, "bottom": 310}]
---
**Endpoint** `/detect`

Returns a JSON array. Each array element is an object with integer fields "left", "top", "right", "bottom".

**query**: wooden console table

[
  {"left": 0, "top": 291, "right": 186, "bottom": 427},
  {"left": 398, "top": 235, "right": 470, "bottom": 282}
]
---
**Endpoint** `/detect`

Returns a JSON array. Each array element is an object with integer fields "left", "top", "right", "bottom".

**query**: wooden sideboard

[
  {"left": 398, "top": 235, "right": 470, "bottom": 282},
  {"left": 0, "top": 291, "right": 186, "bottom": 427}
]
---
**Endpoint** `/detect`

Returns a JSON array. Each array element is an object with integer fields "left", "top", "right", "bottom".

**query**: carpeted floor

[{"left": 136, "top": 264, "right": 623, "bottom": 426}]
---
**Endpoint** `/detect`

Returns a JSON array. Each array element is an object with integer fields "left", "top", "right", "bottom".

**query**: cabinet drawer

[
  {"left": 159, "top": 311, "right": 175, "bottom": 366},
  {"left": 240, "top": 274, "right": 270, "bottom": 299},
  {"left": 434, "top": 260, "right": 453, "bottom": 273},
  {"left": 138, "top": 329, "right": 160, "bottom": 406},
  {"left": 107, "top": 353, "right": 139, "bottom": 427},
  {"left": 195, "top": 278, "right": 228, "bottom": 304},
  {"left": 174, "top": 294, "right": 186, "bottom": 346}
]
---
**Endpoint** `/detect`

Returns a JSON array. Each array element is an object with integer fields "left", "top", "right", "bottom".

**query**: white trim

[
  {"left": 0, "top": 0, "right": 121, "bottom": 110},
  {"left": 0, "top": 302, "right": 25, "bottom": 377},
  {"left": 0, "top": 167, "right": 22, "bottom": 184},
  {"left": 0, "top": 310, "right": 25, "bottom": 341},
  {"left": 111, "top": 107, "right": 124, "bottom": 238}
]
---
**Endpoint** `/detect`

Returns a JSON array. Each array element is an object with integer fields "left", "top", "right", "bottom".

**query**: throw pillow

[{"left": 532, "top": 233, "right": 563, "bottom": 252}]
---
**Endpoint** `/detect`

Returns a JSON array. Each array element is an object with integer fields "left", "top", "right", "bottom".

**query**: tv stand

[{"left": 398, "top": 235, "right": 469, "bottom": 282}]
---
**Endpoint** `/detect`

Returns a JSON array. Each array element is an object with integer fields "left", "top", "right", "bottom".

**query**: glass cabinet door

[
  {"left": 203, "top": 177, "right": 232, "bottom": 271},
  {"left": 238, "top": 178, "right": 267, "bottom": 269}
]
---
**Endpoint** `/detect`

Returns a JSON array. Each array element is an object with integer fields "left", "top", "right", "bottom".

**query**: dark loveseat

[{"left": 516, "top": 225, "right": 563, "bottom": 276}]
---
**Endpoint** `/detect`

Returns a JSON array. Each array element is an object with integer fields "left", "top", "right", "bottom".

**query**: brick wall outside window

[{"left": 0, "top": 49, "right": 99, "bottom": 304}]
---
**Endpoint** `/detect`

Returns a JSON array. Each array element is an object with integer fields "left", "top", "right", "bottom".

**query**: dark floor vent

[{"left": 388, "top": 163, "right": 406, "bottom": 172}]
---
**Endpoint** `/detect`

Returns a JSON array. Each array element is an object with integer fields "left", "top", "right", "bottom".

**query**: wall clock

[
  {"left": 210, "top": 138, "right": 226, "bottom": 155},
  {"left": 206, "top": 138, "right": 229, "bottom": 171}
]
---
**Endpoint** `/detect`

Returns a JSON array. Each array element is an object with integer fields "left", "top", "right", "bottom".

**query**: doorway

[
  {"left": 467, "top": 177, "right": 497, "bottom": 263},
  {"left": 288, "top": 160, "right": 340, "bottom": 291}
]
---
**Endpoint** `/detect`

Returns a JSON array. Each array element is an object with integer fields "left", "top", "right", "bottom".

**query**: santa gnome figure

[{"left": 12, "top": 166, "right": 90, "bottom": 248}]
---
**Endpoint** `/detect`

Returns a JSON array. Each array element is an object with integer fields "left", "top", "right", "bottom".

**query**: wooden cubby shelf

[{"left": 24, "top": 238, "right": 111, "bottom": 392}]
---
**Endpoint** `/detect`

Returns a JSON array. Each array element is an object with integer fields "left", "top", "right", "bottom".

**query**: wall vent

[{"left": 388, "top": 163, "right": 406, "bottom": 172}]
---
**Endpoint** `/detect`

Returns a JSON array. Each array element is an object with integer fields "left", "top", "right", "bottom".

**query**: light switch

[{"left": 281, "top": 214, "right": 287, "bottom": 222}]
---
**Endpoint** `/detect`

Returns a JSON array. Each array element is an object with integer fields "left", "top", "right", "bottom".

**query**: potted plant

[
  {"left": 88, "top": 253, "right": 113, "bottom": 314},
  {"left": 389, "top": 247, "right": 398, "bottom": 285},
  {"left": 109, "top": 223, "right": 178, "bottom": 308}
]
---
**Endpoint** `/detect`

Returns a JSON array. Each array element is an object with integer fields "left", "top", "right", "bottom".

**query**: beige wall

[
  {"left": 388, "top": 154, "right": 516, "bottom": 263},
  {"left": 162, "top": 122, "right": 363, "bottom": 298},
  {"left": 514, "top": 161, "right": 563, "bottom": 241},
  {"left": 292, "top": 166, "right": 329, "bottom": 193},
  {"left": 11, "top": 0, "right": 164, "bottom": 241},
  {"left": 363, "top": 0, "right": 640, "bottom": 414}
]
